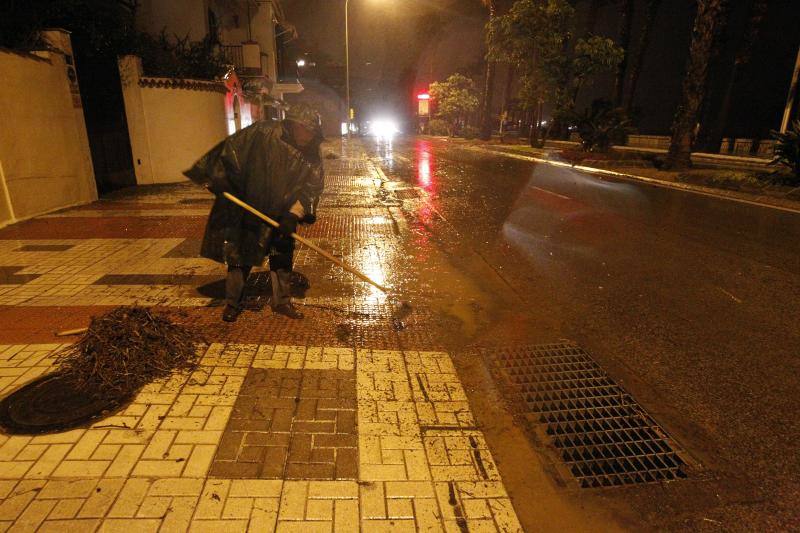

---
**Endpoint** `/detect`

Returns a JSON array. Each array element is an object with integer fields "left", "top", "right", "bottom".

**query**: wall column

[
  {"left": 119, "top": 55, "right": 155, "bottom": 185},
  {"left": 41, "top": 29, "right": 98, "bottom": 201}
]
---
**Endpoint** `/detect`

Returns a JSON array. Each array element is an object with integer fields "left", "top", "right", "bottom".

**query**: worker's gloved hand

[
  {"left": 208, "top": 176, "right": 234, "bottom": 195},
  {"left": 278, "top": 213, "right": 300, "bottom": 237}
]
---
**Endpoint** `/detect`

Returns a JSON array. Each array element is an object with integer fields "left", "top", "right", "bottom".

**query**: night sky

[
  {"left": 283, "top": 0, "right": 487, "bottom": 120},
  {"left": 284, "top": 0, "right": 800, "bottom": 137}
]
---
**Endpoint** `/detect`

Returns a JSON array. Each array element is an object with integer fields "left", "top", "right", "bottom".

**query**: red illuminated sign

[
  {"left": 418, "top": 100, "right": 429, "bottom": 117},
  {"left": 417, "top": 93, "right": 430, "bottom": 100}
]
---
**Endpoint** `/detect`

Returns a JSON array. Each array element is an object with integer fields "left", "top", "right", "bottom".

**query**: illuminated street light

[
  {"left": 344, "top": 0, "right": 387, "bottom": 136},
  {"left": 345, "top": 0, "right": 352, "bottom": 136}
]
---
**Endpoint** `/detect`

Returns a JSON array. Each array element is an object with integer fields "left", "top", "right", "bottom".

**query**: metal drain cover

[
  {"left": 490, "top": 342, "right": 689, "bottom": 488},
  {"left": 0, "top": 373, "right": 128, "bottom": 435},
  {"left": 391, "top": 188, "right": 420, "bottom": 200}
]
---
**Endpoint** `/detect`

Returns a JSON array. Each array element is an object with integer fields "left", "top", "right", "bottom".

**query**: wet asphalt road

[{"left": 364, "top": 136, "right": 800, "bottom": 530}]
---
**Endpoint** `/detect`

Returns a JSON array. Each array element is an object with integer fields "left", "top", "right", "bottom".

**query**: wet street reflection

[
  {"left": 360, "top": 135, "right": 800, "bottom": 530},
  {"left": 415, "top": 140, "right": 434, "bottom": 191}
]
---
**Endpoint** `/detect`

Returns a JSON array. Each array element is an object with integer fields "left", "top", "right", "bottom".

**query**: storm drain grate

[
  {"left": 391, "top": 188, "right": 420, "bottom": 200},
  {"left": 491, "top": 342, "right": 688, "bottom": 488}
]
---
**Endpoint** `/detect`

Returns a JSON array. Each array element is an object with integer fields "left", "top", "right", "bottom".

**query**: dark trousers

[
  {"left": 225, "top": 265, "right": 252, "bottom": 309},
  {"left": 224, "top": 232, "right": 295, "bottom": 309}
]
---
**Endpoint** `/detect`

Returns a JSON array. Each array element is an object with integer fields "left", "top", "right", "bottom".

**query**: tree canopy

[
  {"left": 487, "top": 0, "right": 623, "bottom": 120},
  {"left": 0, "top": 0, "right": 227, "bottom": 81},
  {"left": 429, "top": 73, "right": 480, "bottom": 134}
]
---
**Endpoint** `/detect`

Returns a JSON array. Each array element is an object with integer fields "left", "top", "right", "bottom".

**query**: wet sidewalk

[{"left": 0, "top": 146, "right": 524, "bottom": 531}]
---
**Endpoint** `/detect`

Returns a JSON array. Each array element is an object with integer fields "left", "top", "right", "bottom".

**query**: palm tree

[
  {"left": 624, "top": 0, "right": 662, "bottom": 112},
  {"left": 574, "top": 0, "right": 610, "bottom": 106},
  {"left": 479, "top": 0, "right": 498, "bottom": 140},
  {"left": 665, "top": 0, "right": 729, "bottom": 169},
  {"left": 499, "top": 64, "right": 515, "bottom": 142},
  {"left": 699, "top": 0, "right": 768, "bottom": 152},
  {"left": 614, "top": 0, "right": 634, "bottom": 106},
  {"left": 584, "top": 0, "right": 603, "bottom": 36}
]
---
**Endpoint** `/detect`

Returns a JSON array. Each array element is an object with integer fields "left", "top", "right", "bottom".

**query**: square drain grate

[{"left": 491, "top": 343, "right": 688, "bottom": 488}]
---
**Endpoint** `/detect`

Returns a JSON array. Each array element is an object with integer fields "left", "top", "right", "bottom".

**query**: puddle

[{"left": 335, "top": 323, "right": 353, "bottom": 341}]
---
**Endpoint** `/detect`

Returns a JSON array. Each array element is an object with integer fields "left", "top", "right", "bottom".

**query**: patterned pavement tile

[
  {"left": 0, "top": 216, "right": 206, "bottom": 240},
  {"left": 0, "top": 342, "right": 523, "bottom": 531},
  {"left": 0, "top": 156, "right": 524, "bottom": 531},
  {"left": 210, "top": 368, "right": 358, "bottom": 480}
]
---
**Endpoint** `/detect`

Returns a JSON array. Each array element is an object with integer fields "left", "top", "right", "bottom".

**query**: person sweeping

[{"left": 184, "top": 104, "right": 324, "bottom": 322}]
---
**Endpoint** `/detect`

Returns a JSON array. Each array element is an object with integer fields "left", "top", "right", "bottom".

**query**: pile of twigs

[{"left": 56, "top": 307, "right": 201, "bottom": 399}]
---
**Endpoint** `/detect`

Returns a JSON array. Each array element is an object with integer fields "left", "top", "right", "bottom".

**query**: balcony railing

[{"left": 221, "top": 45, "right": 243, "bottom": 70}]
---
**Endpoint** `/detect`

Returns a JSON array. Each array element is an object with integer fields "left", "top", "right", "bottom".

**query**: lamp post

[
  {"left": 344, "top": 0, "right": 387, "bottom": 136},
  {"left": 780, "top": 44, "right": 800, "bottom": 134},
  {"left": 345, "top": 0, "right": 351, "bottom": 137}
]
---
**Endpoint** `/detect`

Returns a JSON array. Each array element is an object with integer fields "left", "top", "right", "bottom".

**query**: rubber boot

[
  {"left": 222, "top": 266, "right": 250, "bottom": 322},
  {"left": 270, "top": 270, "right": 304, "bottom": 319},
  {"left": 222, "top": 304, "right": 240, "bottom": 322}
]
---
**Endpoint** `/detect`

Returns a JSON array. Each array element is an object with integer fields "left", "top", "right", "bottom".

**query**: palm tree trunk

[
  {"left": 614, "top": 0, "right": 635, "bottom": 106},
  {"left": 585, "top": 0, "right": 602, "bottom": 36},
  {"left": 702, "top": 0, "right": 768, "bottom": 152},
  {"left": 624, "top": 0, "right": 662, "bottom": 112},
  {"left": 480, "top": 61, "right": 497, "bottom": 139},
  {"left": 502, "top": 65, "right": 514, "bottom": 110},
  {"left": 530, "top": 104, "right": 540, "bottom": 147},
  {"left": 479, "top": 0, "right": 497, "bottom": 140},
  {"left": 500, "top": 65, "right": 515, "bottom": 142},
  {"left": 665, "top": 0, "right": 729, "bottom": 169}
]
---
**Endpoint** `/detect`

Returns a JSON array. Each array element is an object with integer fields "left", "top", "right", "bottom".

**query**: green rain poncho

[{"left": 184, "top": 120, "right": 324, "bottom": 267}]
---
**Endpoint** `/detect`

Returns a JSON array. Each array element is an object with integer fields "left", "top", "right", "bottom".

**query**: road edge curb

[{"left": 459, "top": 144, "right": 800, "bottom": 215}]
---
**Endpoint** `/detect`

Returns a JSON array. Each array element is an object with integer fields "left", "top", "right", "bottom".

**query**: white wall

[
  {"left": 0, "top": 41, "right": 97, "bottom": 225},
  {"left": 141, "top": 85, "right": 228, "bottom": 183},
  {"left": 119, "top": 56, "right": 228, "bottom": 185}
]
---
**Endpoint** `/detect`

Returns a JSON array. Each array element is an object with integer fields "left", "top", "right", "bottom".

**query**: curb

[
  {"left": 459, "top": 144, "right": 800, "bottom": 215},
  {"left": 538, "top": 140, "right": 771, "bottom": 169}
]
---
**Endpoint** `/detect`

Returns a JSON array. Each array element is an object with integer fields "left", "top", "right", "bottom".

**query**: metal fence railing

[{"left": 221, "top": 45, "right": 243, "bottom": 70}]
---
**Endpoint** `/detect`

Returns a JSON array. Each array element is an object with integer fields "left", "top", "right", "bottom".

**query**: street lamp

[
  {"left": 344, "top": 0, "right": 386, "bottom": 137},
  {"left": 345, "top": 0, "right": 352, "bottom": 136},
  {"left": 780, "top": 44, "right": 800, "bottom": 133}
]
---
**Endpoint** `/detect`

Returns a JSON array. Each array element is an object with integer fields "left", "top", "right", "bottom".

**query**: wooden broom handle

[{"left": 222, "top": 192, "right": 390, "bottom": 294}]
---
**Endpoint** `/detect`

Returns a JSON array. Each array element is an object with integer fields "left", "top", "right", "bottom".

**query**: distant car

[{"left": 365, "top": 119, "right": 400, "bottom": 138}]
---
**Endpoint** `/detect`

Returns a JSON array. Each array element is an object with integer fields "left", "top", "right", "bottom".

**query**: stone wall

[{"left": 119, "top": 55, "right": 229, "bottom": 185}]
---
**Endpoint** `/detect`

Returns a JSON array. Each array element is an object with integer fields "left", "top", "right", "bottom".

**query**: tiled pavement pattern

[
  {"left": 1, "top": 343, "right": 521, "bottom": 531},
  {"left": 210, "top": 368, "right": 359, "bottom": 480},
  {"left": 0, "top": 151, "right": 523, "bottom": 531}
]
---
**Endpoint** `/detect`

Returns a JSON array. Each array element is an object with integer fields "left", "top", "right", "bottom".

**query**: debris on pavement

[{"left": 55, "top": 306, "right": 201, "bottom": 399}]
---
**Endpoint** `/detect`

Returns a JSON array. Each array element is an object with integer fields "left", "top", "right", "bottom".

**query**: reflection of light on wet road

[
  {"left": 503, "top": 165, "right": 650, "bottom": 266},
  {"left": 355, "top": 243, "right": 389, "bottom": 303},
  {"left": 410, "top": 140, "right": 439, "bottom": 260},
  {"left": 415, "top": 140, "right": 434, "bottom": 191},
  {"left": 374, "top": 137, "right": 394, "bottom": 168},
  {"left": 529, "top": 185, "right": 570, "bottom": 200},
  {"left": 354, "top": 177, "right": 378, "bottom": 188},
  {"left": 418, "top": 153, "right": 431, "bottom": 185}
]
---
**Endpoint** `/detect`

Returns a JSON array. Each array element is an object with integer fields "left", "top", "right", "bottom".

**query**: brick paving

[
  {"left": 0, "top": 216, "right": 206, "bottom": 239},
  {"left": 211, "top": 368, "right": 358, "bottom": 480},
  {"left": 0, "top": 148, "right": 523, "bottom": 531}
]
